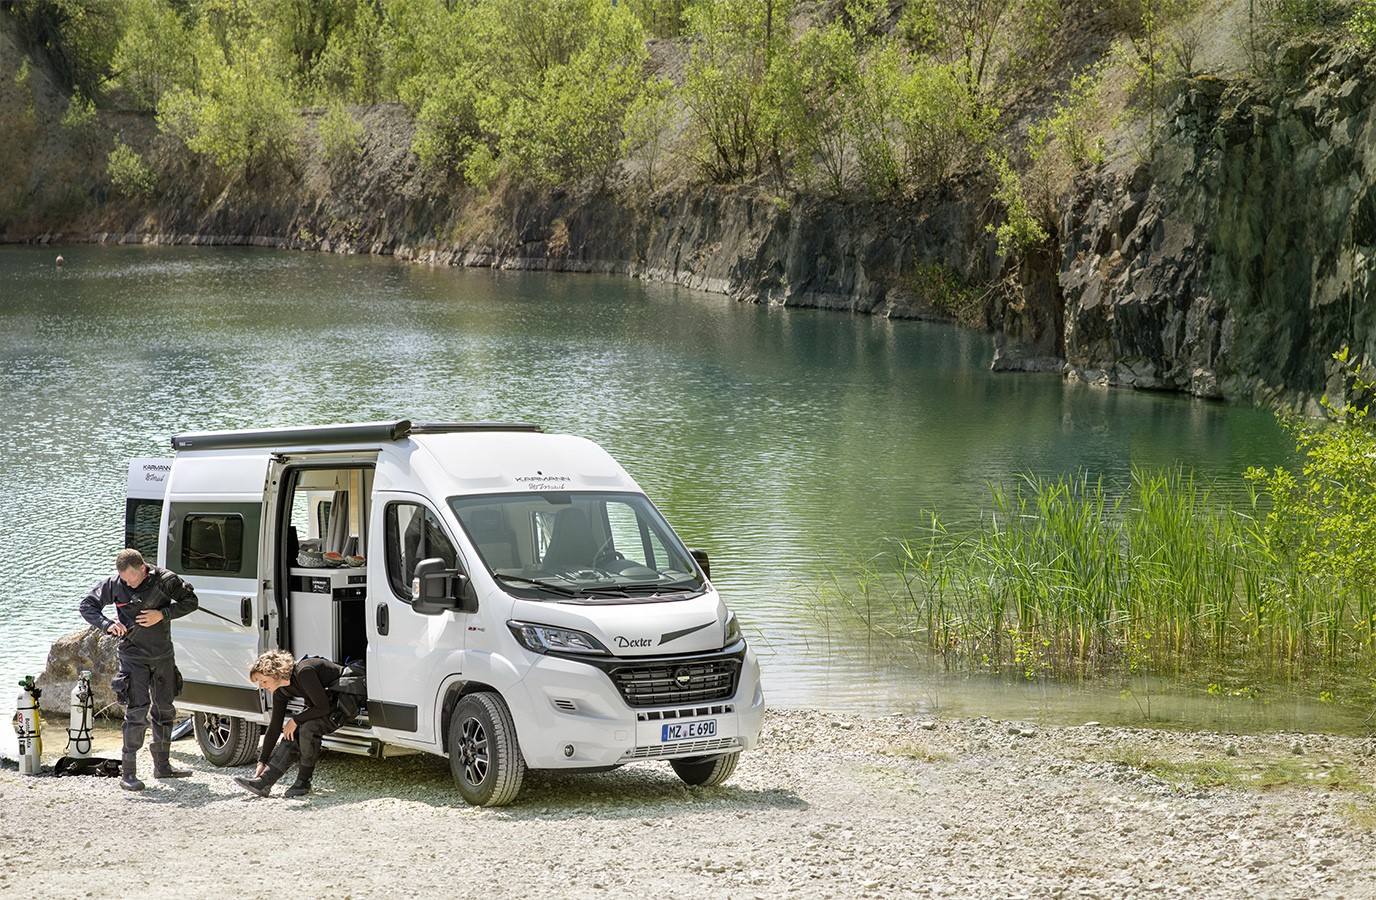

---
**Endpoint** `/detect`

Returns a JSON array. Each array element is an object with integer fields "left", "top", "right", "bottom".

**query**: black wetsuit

[
  {"left": 260, "top": 656, "right": 344, "bottom": 770},
  {"left": 79, "top": 565, "right": 198, "bottom": 771}
]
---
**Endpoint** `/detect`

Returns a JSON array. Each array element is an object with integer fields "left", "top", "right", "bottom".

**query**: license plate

[{"left": 662, "top": 719, "right": 717, "bottom": 741}]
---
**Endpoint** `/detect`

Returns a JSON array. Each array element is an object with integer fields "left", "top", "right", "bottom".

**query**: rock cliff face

[{"left": 1033, "top": 46, "right": 1376, "bottom": 410}]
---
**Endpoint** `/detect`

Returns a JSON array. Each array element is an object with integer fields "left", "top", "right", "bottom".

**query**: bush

[
  {"left": 319, "top": 101, "right": 364, "bottom": 166},
  {"left": 60, "top": 88, "right": 97, "bottom": 132},
  {"left": 106, "top": 139, "right": 156, "bottom": 198}
]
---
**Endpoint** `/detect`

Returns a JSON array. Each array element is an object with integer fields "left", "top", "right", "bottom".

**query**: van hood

[{"left": 509, "top": 592, "right": 728, "bottom": 657}]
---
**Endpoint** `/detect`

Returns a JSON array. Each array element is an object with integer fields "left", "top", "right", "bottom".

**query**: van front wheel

[
  {"left": 193, "top": 712, "right": 260, "bottom": 767},
  {"left": 670, "top": 751, "right": 739, "bottom": 787},
  {"left": 449, "top": 693, "right": 525, "bottom": 807}
]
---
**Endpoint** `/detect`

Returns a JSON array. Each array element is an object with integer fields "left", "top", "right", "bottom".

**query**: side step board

[{"left": 320, "top": 718, "right": 421, "bottom": 758}]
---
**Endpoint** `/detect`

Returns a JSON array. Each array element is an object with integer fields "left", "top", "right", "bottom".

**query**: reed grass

[{"left": 814, "top": 466, "right": 1376, "bottom": 683}]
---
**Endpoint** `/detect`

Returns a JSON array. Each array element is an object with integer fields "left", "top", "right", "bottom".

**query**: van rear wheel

[
  {"left": 449, "top": 692, "right": 525, "bottom": 807},
  {"left": 670, "top": 751, "right": 739, "bottom": 787},
  {"left": 193, "top": 712, "right": 260, "bottom": 767}
]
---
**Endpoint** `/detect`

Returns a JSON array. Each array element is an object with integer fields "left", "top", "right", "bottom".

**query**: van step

[{"left": 320, "top": 722, "right": 420, "bottom": 758}]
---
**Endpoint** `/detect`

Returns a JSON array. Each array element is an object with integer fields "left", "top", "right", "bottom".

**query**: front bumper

[{"left": 508, "top": 642, "right": 766, "bottom": 769}]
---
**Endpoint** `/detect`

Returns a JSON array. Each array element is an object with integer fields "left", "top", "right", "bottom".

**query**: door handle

[
  {"left": 376, "top": 603, "right": 389, "bottom": 636},
  {"left": 240, "top": 597, "right": 252, "bottom": 626}
]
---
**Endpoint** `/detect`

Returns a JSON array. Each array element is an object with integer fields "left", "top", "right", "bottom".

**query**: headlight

[
  {"left": 508, "top": 620, "right": 609, "bottom": 655},
  {"left": 723, "top": 610, "right": 742, "bottom": 645}
]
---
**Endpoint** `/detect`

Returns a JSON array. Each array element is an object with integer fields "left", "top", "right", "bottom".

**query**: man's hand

[
  {"left": 107, "top": 621, "right": 128, "bottom": 637},
  {"left": 135, "top": 608, "right": 165, "bottom": 627},
  {"left": 283, "top": 718, "right": 298, "bottom": 740}
]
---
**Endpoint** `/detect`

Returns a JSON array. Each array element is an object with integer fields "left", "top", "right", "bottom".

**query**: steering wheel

[{"left": 593, "top": 537, "right": 625, "bottom": 569}]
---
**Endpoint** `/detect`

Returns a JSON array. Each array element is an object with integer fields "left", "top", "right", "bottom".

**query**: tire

[
  {"left": 193, "top": 711, "right": 260, "bottom": 767},
  {"left": 670, "top": 751, "right": 740, "bottom": 787},
  {"left": 449, "top": 692, "right": 525, "bottom": 807}
]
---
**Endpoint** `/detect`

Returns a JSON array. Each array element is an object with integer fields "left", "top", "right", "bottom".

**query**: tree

[
  {"left": 109, "top": 0, "right": 196, "bottom": 110},
  {"left": 1247, "top": 349, "right": 1376, "bottom": 597},
  {"left": 155, "top": 8, "right": 298, "bottom": 173},
  {"left": 679, "top": 0, "right": 793, "bottom": 182}
]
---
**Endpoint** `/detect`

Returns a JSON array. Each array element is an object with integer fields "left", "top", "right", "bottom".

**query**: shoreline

[{"left": 4, "top": 708, "right": 1375, "bottom": 898}]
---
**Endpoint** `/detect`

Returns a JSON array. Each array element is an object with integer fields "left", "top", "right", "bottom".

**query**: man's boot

[
  {"left": 283, "top": 765, "right": 314, "bottom": 798},
  {"left": 233, "top": 766, "right": 286, "bottom": 798},
  {"left": 120, "top": 755, "right": 144, "bottom": 792},
  {"left": 152, "top": 750, "right": 192, "bottom": 779}
]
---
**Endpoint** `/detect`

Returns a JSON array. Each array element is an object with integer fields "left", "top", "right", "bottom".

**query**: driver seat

[{"left": 542, "top": 508, "right": 597, "bottom": 569}]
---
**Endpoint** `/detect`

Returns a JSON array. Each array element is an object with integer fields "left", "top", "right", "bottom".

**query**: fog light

[{"left": 563, "top": 744, "right": 575, "bottom": 758}]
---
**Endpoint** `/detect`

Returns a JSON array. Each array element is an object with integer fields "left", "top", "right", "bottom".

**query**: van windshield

[{"left": 449, "top": 492, "right": 706, "bottom": 601}]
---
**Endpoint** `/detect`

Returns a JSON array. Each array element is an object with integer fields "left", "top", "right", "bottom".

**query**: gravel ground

[{"left": 4, "top": 708, "right": 1376, "bottom": 899}]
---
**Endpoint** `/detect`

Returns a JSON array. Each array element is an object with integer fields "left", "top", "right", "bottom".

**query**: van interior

[{"left": 281, "top": 466, "right": 372, "bottom": 666}]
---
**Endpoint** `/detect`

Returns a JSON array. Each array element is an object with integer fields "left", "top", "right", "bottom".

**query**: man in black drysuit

[
  {"left": 234, "top": 651, "right": 347, "bottom": 798},
  {"left": 79, "top": 548, "right": 199, "bottom": 791}
]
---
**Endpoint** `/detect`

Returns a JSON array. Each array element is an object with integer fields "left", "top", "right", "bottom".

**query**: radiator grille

[{"left": 608, "top": 658, "right": 740, "bottom": 708}]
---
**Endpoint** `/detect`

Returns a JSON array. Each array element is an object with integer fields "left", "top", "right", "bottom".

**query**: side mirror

[
  {"left": 689, "top": 548, "right": 711, "bottom": 580},
  {"left": 411, "top": 557, "right": 478, "bottom": 614}
]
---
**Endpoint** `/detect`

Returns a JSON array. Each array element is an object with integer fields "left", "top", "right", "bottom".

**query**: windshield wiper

[
  {"left": 492, "top": 572, "right": 582, "bottom": 597},
  {"left": 616, "top": 581, "right": 696, "bottom": 594}
]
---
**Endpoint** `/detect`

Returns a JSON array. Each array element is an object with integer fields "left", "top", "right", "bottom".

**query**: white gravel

[{"left": 4, "top": 708, "right": 1376, "bottom": 899}]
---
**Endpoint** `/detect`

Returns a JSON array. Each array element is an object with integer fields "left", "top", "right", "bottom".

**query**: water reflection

[{"left": 0, "top": 245, "right": 1313, "bottom": 732}]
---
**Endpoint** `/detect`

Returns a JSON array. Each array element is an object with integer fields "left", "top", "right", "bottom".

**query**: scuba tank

[
  {"left": 13, "top": 676, "right": 43, "bottom": 775},
  {"left": 67, "top": 671, "right": 94, "bottom": 759}
]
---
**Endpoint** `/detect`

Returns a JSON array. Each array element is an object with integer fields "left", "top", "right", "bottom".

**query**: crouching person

[{"left": 234, "top": 650, "right": 344, "bottom": 799}]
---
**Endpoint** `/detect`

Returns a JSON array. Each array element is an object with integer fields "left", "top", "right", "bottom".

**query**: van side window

[
  {"left": 180, "top": 513, "right": 244, "bottom": 574},
  {"left": 384, "top": 503, "right": 457, "bottom": 600}
]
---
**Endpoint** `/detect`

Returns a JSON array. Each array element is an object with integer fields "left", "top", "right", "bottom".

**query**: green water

[{"left": 3, "top": 244, "right": 1346, "bottom": 733}]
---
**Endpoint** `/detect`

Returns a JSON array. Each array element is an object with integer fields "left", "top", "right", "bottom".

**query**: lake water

[{"left": 4, "top": 244, "right": 1348, "bottom": 739}]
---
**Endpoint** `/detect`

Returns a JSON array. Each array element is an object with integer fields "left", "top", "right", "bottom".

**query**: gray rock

[{"left": 33, "top": 627, "right": 125, "bottom": 718}]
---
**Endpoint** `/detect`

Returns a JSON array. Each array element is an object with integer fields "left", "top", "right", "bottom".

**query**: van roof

[{"left": 171, "top": 420, "right": 542, "bottom": 452}]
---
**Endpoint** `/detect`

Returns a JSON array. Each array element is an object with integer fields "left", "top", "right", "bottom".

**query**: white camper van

[{"left": 128, "top": 421, "right": 764, "bottom": 806}]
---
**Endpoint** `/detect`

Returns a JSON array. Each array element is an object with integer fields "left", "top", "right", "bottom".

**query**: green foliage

[
  {"left": 622, "top": 0, "right": 689, "bottom": 36},
  {"left": 402, "top": 0, "right": 650, "bottom": 188},
  {"left": 766, "top": 14, "right": 997, "bottom": 198},
  {"left": 906, "top": 261, "right": 983, "bottom": 326},
  {"left": 305, "top": 0, "right": 387, "bottom": 103},
  {"left": 1029, "top": 65, "right": 1108, "bottom": 171},
  {"left": 59, "top": 87, "right": 96, "bottom": 131},
  {"left": 620, "top": 76, "right": 675, "bottom": 193},
  {"left": 679, "top": 0, "right": 792, "bottom": 182},
  {"left": 987, "top": 152, "right": 1048, "bottom": 257},
  {"left": 318, "top": 101, "right": 363, "bottom": 166},
  {"left": 1246, "top": 349, "right": 1376, "bottom": 598},
  {"left": 106, "top": 138, "right": 156, "bottom": 198},
  {"left": 6, "top": 0, "right": 123, "bottom": 97},
  {"left": 1350, "top": 0, "right": 1376, "bottom": 47},
  {"left": 155, "top": 12, "right": 299, "bottom": 173},
  {"left": 1257, "top": 0, "right": 1345, "bottom": 30},
  {"left": 1110, "top": 0, "right": 1201, "bottom": 154},
  {"left": 764, "top": 18, "right": 860, "bottom": 193},
  {"left": 900, "top": 0, "right": 1062, "bottom": 109},
  {"left": 109, "top": 0, "right": 195, "bottom": 110}
]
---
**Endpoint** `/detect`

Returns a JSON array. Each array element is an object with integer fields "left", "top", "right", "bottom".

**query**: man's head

[{"left": 115, "top": 548, "right": 147, "bottom": 588}]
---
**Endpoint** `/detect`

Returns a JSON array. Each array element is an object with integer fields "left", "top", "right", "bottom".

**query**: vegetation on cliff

[{"left": 4, "top": 0, "right": 1369, "bottom": 234}]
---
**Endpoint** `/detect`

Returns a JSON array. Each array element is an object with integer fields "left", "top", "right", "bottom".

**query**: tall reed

[{"left": 815, "top": 466, "right": 1376, "bottom": 682}]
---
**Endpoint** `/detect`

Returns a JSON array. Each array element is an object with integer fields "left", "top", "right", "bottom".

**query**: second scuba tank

[
  {"left": 13, "top": 676, "right": 43, "bottom": 775},
  {"left": 67, "top": 670, "right": 94, "bottom": 759}
]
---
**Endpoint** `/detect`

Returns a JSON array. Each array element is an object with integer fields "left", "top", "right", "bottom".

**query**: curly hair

[{"left": 248, "top": 649, "right": 295, "bottom": 682}]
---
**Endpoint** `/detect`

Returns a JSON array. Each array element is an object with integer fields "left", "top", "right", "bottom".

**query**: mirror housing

[
  {"left": 689, "top": 548, "right": 711, "bottom": 580},
  {"left": 411, "top": 557, "right": 478, "bottom": 614}
]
